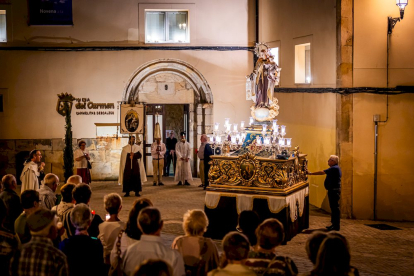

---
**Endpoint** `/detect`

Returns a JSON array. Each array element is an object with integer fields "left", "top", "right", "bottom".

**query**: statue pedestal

[{"left": 204, "top": 153, "right": 309, "bottom": 242}]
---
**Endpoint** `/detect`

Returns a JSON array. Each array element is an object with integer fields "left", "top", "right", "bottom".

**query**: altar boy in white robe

[{"left": 175, "top": 132, "right": 193, "bottom": 186}]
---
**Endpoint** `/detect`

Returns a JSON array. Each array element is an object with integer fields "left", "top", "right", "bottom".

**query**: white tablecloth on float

[{"left": 205, "top": 187, "right": 309, "bottom": 222}]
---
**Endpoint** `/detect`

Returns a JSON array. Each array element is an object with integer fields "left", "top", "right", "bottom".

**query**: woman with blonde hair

[{"left": 172, "top": 209, "right": 219, "bottom": 276}]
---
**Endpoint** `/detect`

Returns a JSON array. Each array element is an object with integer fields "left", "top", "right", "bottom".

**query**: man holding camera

[{"left": 151, "top": 138, "right": 166, "bottom": 186}]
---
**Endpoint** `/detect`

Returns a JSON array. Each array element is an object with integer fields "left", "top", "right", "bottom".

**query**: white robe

[
  {"left": 175, "top": 141, "right": 193, "bottom": 182},
  {"left": 119, "top": 144, "right": 147, "bottom": 185},
  {"left": 20, "top": 161, "right": 40, "bottom": 193}
]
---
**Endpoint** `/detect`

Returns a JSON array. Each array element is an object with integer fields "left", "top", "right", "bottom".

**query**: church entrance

[
  {"left": 123, "top": 59, "right": 214, "bottom": 179},
  {"left": 144, "top": 104, "right": 189, "bottom": 176}
]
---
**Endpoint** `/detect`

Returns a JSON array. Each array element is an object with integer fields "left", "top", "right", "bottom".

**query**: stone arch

[
  {"left": 123, "top": 59, "right": 214, "bottom": 177},
  {"left": 123, "top": 59, "right": 213, "bottom": 104}
]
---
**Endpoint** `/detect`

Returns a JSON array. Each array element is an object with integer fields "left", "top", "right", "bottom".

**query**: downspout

[{"left": 374, "top": 29, "right": 391, "bottom": 220}]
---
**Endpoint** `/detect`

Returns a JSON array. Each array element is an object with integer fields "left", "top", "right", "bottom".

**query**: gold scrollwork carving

[
  {"left": 208, "top": 159, "right": 240, "bottom": 185},
  {"left": 209, "top": 152, "right": 309, "bottom": 190}
]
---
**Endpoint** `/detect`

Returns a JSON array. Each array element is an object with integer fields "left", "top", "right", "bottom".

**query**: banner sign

[
  {"left": 28, "top": 0, "right": 73, "bottom": 25},
  {"left": 120, "top": 104, "right": 145, "bottom": 134}
]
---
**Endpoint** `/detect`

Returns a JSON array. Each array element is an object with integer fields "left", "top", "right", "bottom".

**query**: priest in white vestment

[
  {"left": 20, "top": 150, "right": 44, "bottom": 193},
  {"left": 175, "top": 132, "right": 193, "bottom": 186},
  {"left": 119, "top": 136, "right": 147, "bottom": 190}
]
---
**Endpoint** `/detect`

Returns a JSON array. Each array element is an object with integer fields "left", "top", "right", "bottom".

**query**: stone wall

[{"left": 0, "top": 138, "right": 128, "bottom": 183}]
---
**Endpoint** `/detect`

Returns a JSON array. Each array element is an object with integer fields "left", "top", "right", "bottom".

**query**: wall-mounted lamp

[{"left": 388, "top": 0, "right": 409, "bottom": 34}]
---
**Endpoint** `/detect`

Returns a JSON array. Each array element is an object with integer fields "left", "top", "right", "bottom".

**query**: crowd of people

[{"left": 0, "top": 170, "right": 357, "bottom": 276}]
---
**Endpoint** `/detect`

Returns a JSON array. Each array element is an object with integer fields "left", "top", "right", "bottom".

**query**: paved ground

[{"left": 88, "top": 177, "right": 414, "bottom": 276}]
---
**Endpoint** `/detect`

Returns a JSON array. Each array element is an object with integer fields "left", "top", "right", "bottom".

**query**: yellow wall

[
  {"left": 258, "top": 0, "right": 337, "bottom": 88},
  {"left": 276, "top": 92, "right": 336, "bottom": 210},
  {"left": 0, "top": 50, "right": 253, "bottom": 139},
  {"left": 1, "top": 0, "right": 256, "bottom": 47},
  {"left": 258, "top": 0, "right": 338, "bottom": 210},
  {"left": 354, "top": 0, "right": 414, "bottom": 87},
  {"left": 352, "top": 1, "right": 414, "bottom": 220},
  {"left": 353, "top": 93, "right": 414, "bottom": 220},
  {"left": 0, "top": 0, "right": 256, "bottom": 139}
]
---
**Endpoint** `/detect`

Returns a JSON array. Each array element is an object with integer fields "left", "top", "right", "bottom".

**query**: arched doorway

[{"left": 123, "top": 59, "right": 214, "bottom": 177}]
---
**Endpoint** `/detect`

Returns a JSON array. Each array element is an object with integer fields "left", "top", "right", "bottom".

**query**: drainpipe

[
  {"left": 256, "top": 0, "right": 259, "bottom": 44},
  {"left": 373, "top": 119, "right": 378, "bottom": 221},
  {"left": 373, "top": 96, "right": 389, "bottom": 221}
]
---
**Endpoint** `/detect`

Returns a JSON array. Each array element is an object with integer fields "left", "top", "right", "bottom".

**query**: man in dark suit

[
  {"left": 203, "top": 136, "right": 214, "bottom": 190},
  {"left": 165, "top": 131, "right": 178, "bottom": 176}
]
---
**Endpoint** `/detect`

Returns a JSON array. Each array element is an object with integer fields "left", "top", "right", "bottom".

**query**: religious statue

[{"left": 247, "top": 43, "right": 281, "bottom": 122}]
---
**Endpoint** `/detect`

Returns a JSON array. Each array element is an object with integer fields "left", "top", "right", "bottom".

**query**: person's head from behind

[
  {"left": 313, "top": 232, "right": 351, "bottom": 275},
  {"left": 72, "top": 183, "right": 92, "bottom": 204},
  {"left": 126, "top": 198, "right": 153, "bottom": 239},
  {"left": 27, "top": 209, "right": 58, "bottom": 240},
  {"left": 138, "top": 207, "right": 163, "bottom": 235},
  {"left": 21, "top": 190, "right": 40, "bottom": 211},
  {"left": 104, "top": 193, "right": 122, "bottom": 216},
  {"left": 222, "top": 232, "right": 250, "bottom": 263},
  {"left": 133, "top": 259, "right": 173, "bottom": 276},
  {"left": 60, "top": 183, "right": 76, "bottom": 203},
  {"left": 44, "top": 173, "right": 59, "bottom": 192},
  {"left": 70, "top": 203, "right": 92, "bottom": 231},
  {"left": 256, "top": 218, "right": 285, "bottom": 251},
  {"left": 237, "top": 210, "right": 260, "bottom": 245},
  {"left": 67, "top": 175, "right": 82, "bottom": 185},
  {"left": 305, "top": 231, "right": 328, "bottom": 264},
  {"left": 183, "top": 209, "right": 208, "bottom": 237},
  {"left": 1, "top": 174, "right": 17, "bottom": 191}
]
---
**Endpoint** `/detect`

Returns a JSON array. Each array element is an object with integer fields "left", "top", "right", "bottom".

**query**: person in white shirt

[
  {"left": 74, "top": 140, "right": 91, "bottom": 184},
  {"left": 151, "top": 138, "right": 166, "bottom": 186},
  {"left": 98, "top": 193, "right": 126, "bottom": 265},
  {"left": 122, "top": 207, "right": 185, "bottom": 276},
  {"left": 37, "top": 173, "right": 59, "bottom": 210},
  {"left": 175, "top": 132, "right": 193, "bottom": 186}
]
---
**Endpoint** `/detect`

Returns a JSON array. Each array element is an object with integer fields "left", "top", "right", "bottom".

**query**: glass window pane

[
  {"left": 146, "top": 12, "right": 165, "bottom": 42},
  {"left": 168, "top": 11, "right": 188, "bottom": 42},
  {"left": 0, "top": 10, "right": 6, "bottom": 42},
  {"left": 270, "top": 47, "right": 279, "bottom": 66}
]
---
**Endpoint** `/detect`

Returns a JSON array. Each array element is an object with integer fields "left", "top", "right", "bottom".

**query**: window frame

[
  {"left": 0, "top": 5, "right": 11, "bottom": 44},
  {"left": 139, "top": 3, "right": 195, "bottom": 45},
  {"left": 145, "top": 10, "right": 189, "bottom": 44},
  {"left": 294, "top": 42, "right": 312, "bottom": 84}
]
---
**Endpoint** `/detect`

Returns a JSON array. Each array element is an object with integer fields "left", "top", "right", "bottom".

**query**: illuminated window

[
  {"left": 0, "top": 10, "right": 6, "bottom": 42},
  {"left": 295, "top": 43, "right": 311, "bottom": 84},
  {"left": 145, "top": 11, "right": 189, "bottom": 43},
  {"left": 269, "top": 47, "right": 279, "bottom": 66}
]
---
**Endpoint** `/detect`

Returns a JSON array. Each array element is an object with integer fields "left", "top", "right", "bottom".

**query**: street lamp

[{"left": 388, "top": 0, "right": 409, "bottom": 34}]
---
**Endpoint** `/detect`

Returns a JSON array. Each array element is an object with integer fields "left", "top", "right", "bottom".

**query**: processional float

[{"left": 204, "top": 43, "right": 309, "bottom": 242}]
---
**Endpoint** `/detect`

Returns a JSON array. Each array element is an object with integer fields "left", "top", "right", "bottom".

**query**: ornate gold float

[{"left": 208, "top": 152, "right": 308, "bottom": 195}]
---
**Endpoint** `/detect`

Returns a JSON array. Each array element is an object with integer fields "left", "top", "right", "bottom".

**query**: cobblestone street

[{"left": 89, "top": 178, "right": 414, "bottom": 276}]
